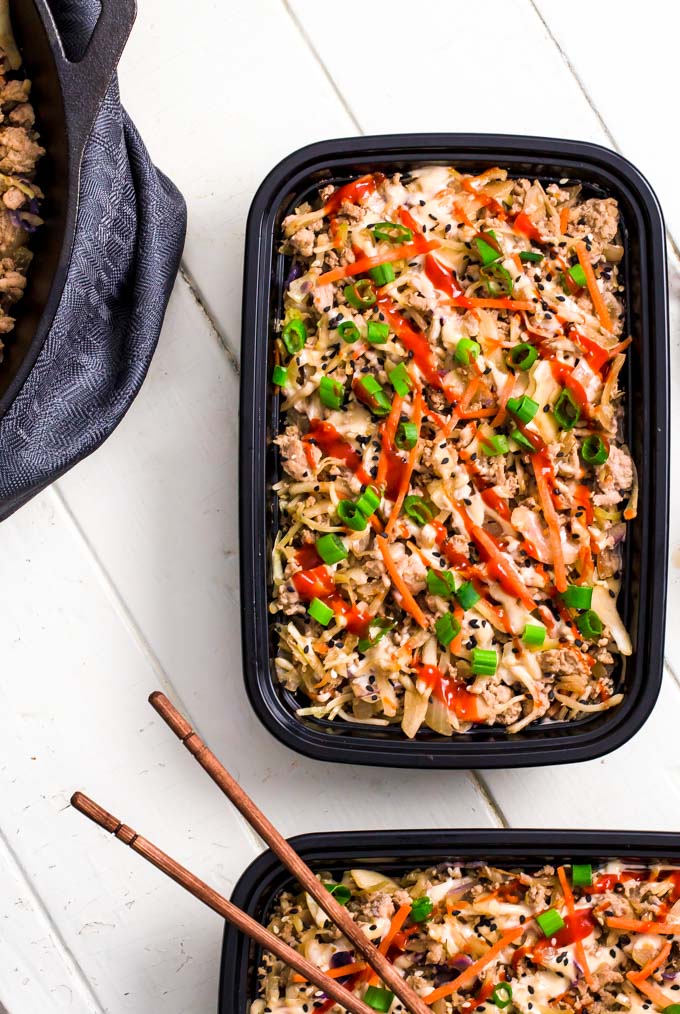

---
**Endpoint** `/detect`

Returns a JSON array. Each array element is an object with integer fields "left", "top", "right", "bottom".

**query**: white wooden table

[{"left": 1, "top": 1, "right": 678, "bottom": 1011}]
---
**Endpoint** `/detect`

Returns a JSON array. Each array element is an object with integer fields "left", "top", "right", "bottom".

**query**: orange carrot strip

[
  {"left": 627, "top": 974, "right": 673, "bottom": 1010},
  {"left": 560, "top": 207, "right": 570, "bottom": 235},
  {"left": 457, "top": 407, "right": 497, "bottom": 419},
  {"left": 492, "top": 371, "right": 516, "bottom": 427},
  {"left": 574, "top": 240, "right": 613, "bottom": 332},
  {"left": 629, "top": 941, "right": 672, "bottom": 983},
  {"left": 425, "top": 926, "right": 526, "bottom": 1004},
  {"left": 376, "top": 393, "right": 404, "bottom": 488},
  {"left": 607, "top": 916, "right": 680, "bottom": 935},
  {"left": 532, "top": 455, "right": 568, "bottom": 593},
  {"left": 317, "top": 239, "right": 440, "bottom": 285},
  {"left": 445, "top": 297, "right": 535, "bottom": 311},
  {"left": 293, "top": 961, "right": 367, "bottom": 983},
  {"left": 365, "top": 903, "right": 413, "bottom": 986},
  {"left": 385, "top": 389, "right": 423, "bottom": 537},
  {"left": 557, "top": 867, "right": 592, "bottom": 986},
  {"left": 377, "top": 536, "right": 428, "bottom": 629}
]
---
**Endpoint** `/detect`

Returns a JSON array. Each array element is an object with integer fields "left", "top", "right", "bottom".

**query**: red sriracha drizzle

[
  {"left": 415, "top": 663, "right": 484, "bottom": 722},
  {"left": 304, "top": 419, "right": 372, "bottom": 485},
  {"left": 589, "top": 870, "right": 648, "bottom": 894},
  {"left": 534, "top": 908, "right": 595, "bottom": 955},
  {"left": 292, "top": 549, "right": 370, "bottom": 635},
  {"left": 323, "top": 173, "right": 383, "bottom": 216},
  {"left": 376, "top": 293, "right": 450, "bottom": 395}
]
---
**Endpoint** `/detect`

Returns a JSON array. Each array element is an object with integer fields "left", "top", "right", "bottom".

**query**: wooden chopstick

[
  {"left": 149, "top": 691, "right": 431, "bottom": 1014},
  {"left": 70, "top": 792, "right": 375, "bottom": 1014}
]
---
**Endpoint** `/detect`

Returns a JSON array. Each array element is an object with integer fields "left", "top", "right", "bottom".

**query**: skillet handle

[{"left": 43, "top": 0, "right": 137, "bottom": 173}]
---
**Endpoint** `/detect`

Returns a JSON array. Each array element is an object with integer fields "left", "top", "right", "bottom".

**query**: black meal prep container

[
  {"left": 240, "top": 134, "right": 669, "bottom": 768},
  {"left": 220, "top": 829, "right": 680, "bottom": 1013},
  {"left": 0, "top": 0, "right": 137, "bottom": 419}
]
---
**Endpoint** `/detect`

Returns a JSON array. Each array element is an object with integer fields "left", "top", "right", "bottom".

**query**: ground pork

[
  {"left": 569, "top": 198, "right": 619, "bottom": 247},
  {"left": 0, "top": 125, "right": 43, "bottom": 174},
  {"left": 479, "top": 678, "right": 522, "bottom": 726},
  {"left": 289, "top": 227, "right": 316, "bottom": 258},
  {"left": 275, "top": 425, "right": 320, "bottom": 481},
  {"left": 594, "top": 445, "right": 633, "bottom": 506},
  {"left": 539, "top": 647, "right": 590, "bottom": 691},
  {"left": 385, "top": 541, "right": 427, "bottom": 593}
]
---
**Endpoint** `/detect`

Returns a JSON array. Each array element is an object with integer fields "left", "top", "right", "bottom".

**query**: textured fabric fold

[{"left": 0, "top": 0, "right": 186, "bottom": 519}]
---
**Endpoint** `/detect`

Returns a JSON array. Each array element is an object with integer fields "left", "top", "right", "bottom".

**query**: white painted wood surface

[{"left": 0, "top": 1, "right": 677, "bottom": 1010}]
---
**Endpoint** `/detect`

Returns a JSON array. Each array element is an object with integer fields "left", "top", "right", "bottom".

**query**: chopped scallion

[
  {"left": 338, "top": 320, "right": 360, "bottom": 343},
  {"left": 307, "top": 597, "right": 334, "bottom": 626},
  {"left": 506, "top": 343, "right": 538, "bottom": 371},
  {"left": 395, "top": 421, "right": 418, "bottom": 450},
  {"left": 282, "top": 318, "right": 307, "bottom": 354},
  {"left": 522, "top": 622, "right": 546, "bottom": 647},
  {"left": 427, "top": 569, "right": 456, "bottom": 599},
  {"left": 388, "top": 362, "right": 413, "bottom": 396},
  {"left": 337, "top": 499, "right": 368, "bottom": 531},
  {"left": 471, "top": 647, "right": 498, "bottom": 675},
  {"left": 316, "top": 533, "right": 348, "bottom": 565},
  {"left": 456, "top": 581, "right": 480, "bottom": 609},
  {"left": 435, "top": 612, "right": 461, "bottom": 648},
  {"left": 319, "top": 375, "right": 345, "bottom": 410},
  {"left": 576, "top": 609, "right": 603, "bottom": 640},
  {"left": 507, "top": 394, "right": 539, "bottom": 425},
  {"left": 455, "top": 337, "right": 480, "bottom": 365},
  {"left": 553, "top": 388, "right": 581, "bottom": 430},
  {"left": 344, "top": 279, "right": 376, "bottom": 309},
  {"left": 367, "top": 320, "right": 389, "bottom": 344},
  {"left": 272, "top": 364, "right": 288, "bottom": 387},
  {"left": 369, "top": 262, "right": 395, "bottom": 286},
  {"left": 561, "top": 584, "right": 593, "bottom": 610}
]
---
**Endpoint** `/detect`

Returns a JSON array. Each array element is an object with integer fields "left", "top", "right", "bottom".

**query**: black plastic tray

[
  {"left": 239, "top": 134, "right": 669, "bottom": 768},
  {"left": 219, "top": 829, "right": 680, "bottom": 1013}
]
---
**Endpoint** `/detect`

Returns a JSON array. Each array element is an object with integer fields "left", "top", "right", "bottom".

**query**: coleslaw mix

[
  {"left": 251, "top": 860, "right": 680, "bottom": 1014},
  {"left": 271, "top": 166, "right": 636, "bottom": 738}
]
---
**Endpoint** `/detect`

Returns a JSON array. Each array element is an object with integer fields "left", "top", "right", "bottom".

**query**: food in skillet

[
  {"left": 252, "top": 860, "right": 680, "bottom": 1013},
  {"left": 271, "top": 166, "right": 636, "bottom": 737},
  {"left": 0, "top": 3, "right": 44, "bottom": 358}
]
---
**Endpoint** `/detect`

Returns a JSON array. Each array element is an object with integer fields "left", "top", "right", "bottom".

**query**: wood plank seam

[
  {"left": 179, "top": 264, "right": 240, "bottom": 375},
  {"left": 470, "top": 772, "right": 509, "bottom": 828},
  {"left": 0, "top": 822, "right": 105, "bottom": 1013}
]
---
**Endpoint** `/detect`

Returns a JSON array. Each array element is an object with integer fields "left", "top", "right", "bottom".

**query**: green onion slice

[
  {"left": 492, "top": 983, "right": 513, "bottom": 1009},
  {"left": 554, "top": 388, "right": 581, "bottom": 430},
  {"left": 455, "top": 337, "right": 480, "bottom": 366},
  {"left": 506, "top": 343, "right": 538, "bottom": 371},
  {"left": 356, "top": 486, "right": 381, "bottom": 517},
  {"left": 456, "top": 581, "right": 480, "bottom": 610},
  {"left": 324, "top": 882, "right": 351, "bottom": 905},
  {"left": 561, "top": 584, "right": 593, "bottom": 610},
  {"left": 337, "top": 500, "right": 368, "bottom": 531},
  {"left": 395, "top": 421, "right": 418, "bottom": 451},
  {"left": 403, "top": 495, "right": 434, "bottom": 525},
  {"left": 435, "top": 612, "right": 461, "bottom": 648},
  {"left": 367, "top": 320, "right": 389, "bottom": 344},
  {"left": 522, "top": 622, "right": 546, "bottom": 647},
  {"left": 344, "top": 279, "right": 376, "bottom": 309},
  {"left": 568, "top": 263, "right": 588, "bottom": 288},
  {"left": 272, "top": 365, "right": 288, "bottom": 387},
  {"left": 536, "top": 908, "right": 566, "bottom": 937},
  {"left": 510, "top": 427, "right": 535, "bottom": 452},
  {"left": 507, "top": 394, "right": 539, "bottom": 425},
  {"left": 369, "top": 263, "right": 396, "bottom": 286},
  {"left": 581, "top": 434, "right": 609, "bottom": 466},
  {"left": 357, "top": 375, "right": 392, "bottom": 417},
  {"left": 410, "top": 896, "right": 434, "bottom": 923},
  {"left": 519, "top": 251, "right": 543, "bottom": 263},
  {"left": 282, "top": 318, "right": 307, "bottom": 354},
  {"left": 357, "top": 617, "right": 396, "bottom": 653},
  {"left": 427, "top": 569, "right": 456, "bottom": 599},
  {"left": 576, "top": 609, "right": 603, "bottom": 640},
  {"left": 481, "top": 262, "right": 514, "bottom": 297},
  {"left": 572, "top": 863, "right": 593, "bottom": 887},
  {"left": 316, "top": 533, "right": 348, "bottom": 565},
  {"left": 371, "top": 221, "right": 413, "bottom": 244},
  {"left": 474, "top": 235, "right": 502, "bottom": 266},
  {"left": 471, "top": 647, "right": 498, "bottom": 675},
  {"left": 388, "top": 362, "right": 413, "bottom": 396},
  {"left": 480, "top": 433, "right": 509, "bottom": 456},
  {"left": 319, "top": 375, "right": 345, "bottom": 410},
  {"left": 338, "top": 320, "right": 360, "bottom": 344},
  {"left": 364, "top": 986, "right": 395, "bottom": 1013},
  {"left": 308, "top": 597, "right": 334, "bottom": 625}
]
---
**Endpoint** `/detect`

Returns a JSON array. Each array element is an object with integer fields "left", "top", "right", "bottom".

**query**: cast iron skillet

[{"left": 0, "top": 0, "right": 137, "bottom": 418}]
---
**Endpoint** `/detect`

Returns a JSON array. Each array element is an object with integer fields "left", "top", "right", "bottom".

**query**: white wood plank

[
  {"left": 56, "top": 282, "right": 497, "bottom": 838},
  {"left": 0, "top": 830, "right": 100, "bottom": 1013},
  {"left": 116, "top": 0, "right": 357, "bottom": 358},
  {"left": 0, "top": 484, "right": 259, "bottom": 1013},
  {"left": 483, "top": 669, "right": 680, "bottom": 829},
  {"left": 532, "top": 0, "right": 680, "bottom": 245}
]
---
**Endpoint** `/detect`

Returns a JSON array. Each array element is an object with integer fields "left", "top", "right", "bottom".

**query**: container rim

[
  {"left": 220, "top": 828, "right": 680, "bottom": 1014},
  {"left": 240, "top": 132, "right": 669, "bottom": 768}
]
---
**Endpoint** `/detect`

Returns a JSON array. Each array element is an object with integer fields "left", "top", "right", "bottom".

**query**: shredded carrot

[
  {"left": 532, "top": 455, "right": 568, "bottom": 592},
  {"left": 574, "top": 240, "right": 613, "bottom": 332},
  {"left": 607, "top": 916, "right": 680, "bottom": 935},
  {"left": 492, "top": 371, "right": 516, "bottom": 427},
  {"left": 293, "top": 961, "right": 366, "bottom": 983},
  {"left": 559, "top": 207, "right": 570, "bottom": 235},
  {"left": 629, "top": 941, "right": 672, "bottom": 983},
  {"left": 445, "top": 297, "right": 535, "bottom": 311},
  {"left": 452, "top": 200, "right": 476, "bottom": 229},
  {"left": 627, "top": 973, "right": 672, "bottom": 1010},
  {"left": 366, "top": 903, "right": 413, "bottom": 986},
  {"left": 377, "top": 535, "right": 428, "bottom": 628},
  {"left": 512, "top": 252, "right": 523, "bottom": 274},
  {"left": 385, "top": 388, "right": 423, "bottom": 537},
  {"left": 557, "top": 866, "right": 592, "bottom": 986},
  {"left": 376, "top": 393, "right": 404, "bottom": 488},
  {"left": 316, "top": 239, "right": 440, "bottom": 285},
  {"left": 424, "top": 926, "right": 526, "bottom": 1004}
]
